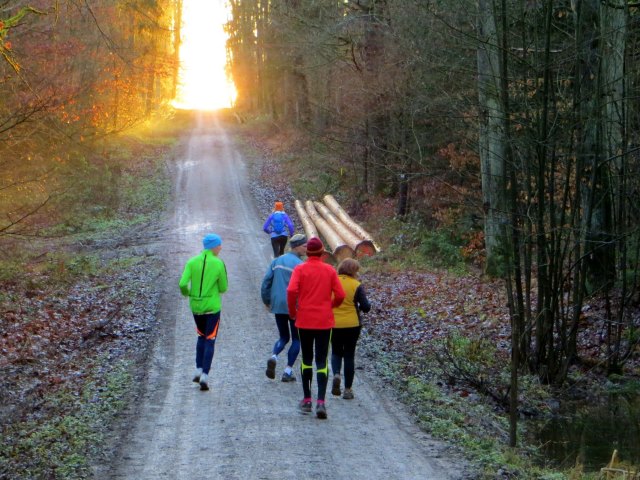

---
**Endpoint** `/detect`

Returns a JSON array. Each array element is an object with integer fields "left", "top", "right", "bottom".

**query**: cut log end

[
  {"left": 355, "top": 241, "right": 376, "bottom": 258},
  {"left": 321, "top": 251, "right": 336, "bottom": 265},
  {"left": 333, "top": 245, "right": 355, "bottom": 262}
]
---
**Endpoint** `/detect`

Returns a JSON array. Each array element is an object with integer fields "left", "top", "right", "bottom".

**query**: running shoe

[
  {"left": 342, "top": 388, "right": 354, "bottom": 400},
  {"left": 192, "top": 367, "right": 202, "bottom": 383},
  {"left": 265, "top": 358, "right": 276, "bottom": 379},
  {"left": 331, "top": 375, "right": 341, "bottom": 396},
  {"left": 316, "top": 402, "right": 327, "bottom": 419},
  {"left": 298, "top": 398, "right": 312, "bottom": 414},
  {"left": 281, "top": 372, "right": 296, "bottom": 382},
  {"left": 199, "top": 373, "right": 209, "bottom": 391}
]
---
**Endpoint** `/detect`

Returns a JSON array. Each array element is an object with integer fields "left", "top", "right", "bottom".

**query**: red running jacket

[{"left": 287, "top": 256, "right": 345, "bottom": 329}]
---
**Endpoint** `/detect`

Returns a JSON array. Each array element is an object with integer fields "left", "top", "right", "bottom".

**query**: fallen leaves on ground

[
  {"left": 363, "top": 270, "right": 511, "bottom": 360},
  {"left": 0, "top": 262, "right": 161, "bottom": 425}
]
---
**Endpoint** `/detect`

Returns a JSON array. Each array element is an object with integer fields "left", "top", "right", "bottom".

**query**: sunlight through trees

[{"left": 174, "top": 0, "right": 236, "bottom": 110}]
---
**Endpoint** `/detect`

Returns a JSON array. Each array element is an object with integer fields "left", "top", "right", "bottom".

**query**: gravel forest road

[{"left": 107, "top": 112, "right": 461, "bottom": 480}]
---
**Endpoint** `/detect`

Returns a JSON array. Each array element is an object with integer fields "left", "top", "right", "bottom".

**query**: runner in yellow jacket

[
  {"left": 179, "top": 233, "right": 228, "bottom": 391},
  {"left": 331, "top": 258, "right": 371, "bottom": 400}
]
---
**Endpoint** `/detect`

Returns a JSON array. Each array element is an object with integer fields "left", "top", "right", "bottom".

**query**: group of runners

[{"left": 179, "top": 201, "right": 370, "bottom": 419}]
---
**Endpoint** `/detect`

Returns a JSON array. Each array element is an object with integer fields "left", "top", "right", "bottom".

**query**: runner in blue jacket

[
  {"left": 262, "top": 201, "right": 295, "bottom": 257},
  {"left": 261, "top": 234, "right": 307, "bottom": 382}
]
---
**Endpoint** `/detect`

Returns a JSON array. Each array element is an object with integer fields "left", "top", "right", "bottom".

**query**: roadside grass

[
  {"left": 360, "top": 337, "right": 599, "bottom": 479},
  {"left": 236, "top": 118, "right": 352, "bottom": 202},
  {"left": 0, "top": 359, "right": 132, "bottom": 479}
]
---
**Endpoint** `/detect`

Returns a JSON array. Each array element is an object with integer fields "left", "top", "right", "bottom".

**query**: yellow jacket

[{"left": 333, "top": 274, "right": 371, "bottom": 328}]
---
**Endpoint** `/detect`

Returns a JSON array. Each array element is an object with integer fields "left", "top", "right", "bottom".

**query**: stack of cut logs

[{"left": 295, "top": 194, "right": 380, "bottom": 264}]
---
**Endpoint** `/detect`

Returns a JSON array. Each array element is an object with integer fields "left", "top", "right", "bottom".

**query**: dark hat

[
  {"left": 289, "top": 234, "right": 307, "bottom": 248},
  {"left": 203, "top": 233, "right": 222, "bottom": 249},
  {"left": 306, "top": 237, "right": 324, "bottom": 255}
]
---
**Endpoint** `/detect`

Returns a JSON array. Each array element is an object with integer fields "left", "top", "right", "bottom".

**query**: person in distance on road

[
  {"left": 287, "top": 237, "right": 345, "bottom": 419},
  {"left": 262, "top": 201, "right": 295, "bottom": 258},
  {"left": 179, "top": 233, "right": 228, "bottom": 391},
  {"left": 330, "top": 258, "right": 371, "bottom": 400},
  {"left": 261, "top": 234, "right": 308, "bottom": 382}
]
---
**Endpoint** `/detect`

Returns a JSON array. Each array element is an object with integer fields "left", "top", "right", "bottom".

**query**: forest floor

[{"left": 1, "top": 111, "right": 638, "bottom": 479}]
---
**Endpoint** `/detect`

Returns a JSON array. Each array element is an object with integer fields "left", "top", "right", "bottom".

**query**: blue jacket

[
  {"left": 261, "top": 251, "right": 304, "bottom": 314},
  {"left": 262, "top": 211, "right": 294, "bottom": 238}
]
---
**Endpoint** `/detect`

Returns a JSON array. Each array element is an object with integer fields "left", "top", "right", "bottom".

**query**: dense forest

[
  {"left": 1, "top": 0, "right": 639, "bottom": 477},
  {"left": 0, "top": 0, "right": 179, "bottom": 238},
  {"left": 224, "top": 0, "right": 640, "bottom": 401}
]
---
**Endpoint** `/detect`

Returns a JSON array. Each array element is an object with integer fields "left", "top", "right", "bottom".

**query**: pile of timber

[{"left": 295, "top": 195, "right": 380, "bottom": 263}]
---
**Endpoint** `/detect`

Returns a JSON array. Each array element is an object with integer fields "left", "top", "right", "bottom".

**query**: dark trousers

[
  {"left": 299, "top": 328, "right": 331, "bottom": 401},
  {"left": 193, "top": 311, "right": 221, "bottom": 374},
  {"left": 270, "top": 235, "right": 288, "bottom": 257},
  {"left": 273, "top": 313, "right": 300, "bottom": 367},
  {"left": 331, "top": 326, "right": 361, "bottom": 389}
]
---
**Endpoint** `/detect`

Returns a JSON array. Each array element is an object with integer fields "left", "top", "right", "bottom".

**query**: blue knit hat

[
  {"left": 289, "top": 234, "right": 307, "bottom": 248},
  {"left": 203, "top": 233, "right": 222, "bottom": 250}
]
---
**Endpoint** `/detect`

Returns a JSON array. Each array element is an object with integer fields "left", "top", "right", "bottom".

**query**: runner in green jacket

[{"left": 179, "top": 233, "right": 228, "bottom": 391}]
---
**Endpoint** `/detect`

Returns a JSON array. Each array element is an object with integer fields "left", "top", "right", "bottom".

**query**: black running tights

[
  {"left": 298, "top": 328, "right": 331, "bottom": 401},
  {"left": 331, "top": 326, "right": 361, "bottom": 389}
]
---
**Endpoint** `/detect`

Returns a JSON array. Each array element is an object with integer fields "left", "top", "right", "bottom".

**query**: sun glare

[{"left": 173, "top": 0, "right": 236, "bottom": 110}]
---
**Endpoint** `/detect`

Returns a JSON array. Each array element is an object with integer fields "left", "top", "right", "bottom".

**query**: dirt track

[{"left": 106, "top": 112, "right": 461, "bottom": 479}]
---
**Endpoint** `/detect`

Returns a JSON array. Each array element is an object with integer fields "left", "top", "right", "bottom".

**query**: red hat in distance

[
  {"left": 274, "top": 201, "right": 284, "bottom": 211},
  {"left": 306, "top": 237, "right": 324, "bottom": 256}
]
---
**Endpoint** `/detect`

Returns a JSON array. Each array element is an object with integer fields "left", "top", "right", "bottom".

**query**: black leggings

[
  {"left": 331, "top": 326, "right": 361, "bottom": 389},
  {"left": 270, "top": 235, "right": 288, "bottom": 257},
  {"left": 298, "top": 328, "right": 331, "bottom": 401}
]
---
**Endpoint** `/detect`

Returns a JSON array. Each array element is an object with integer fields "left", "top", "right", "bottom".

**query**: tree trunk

[
  {"left": 477, "top": 0, "right": 508, "bottom": 277},
  {"left": 600, "top": 0, "right": 627, "bottom": 373},
  {"left": 171, "top": 0, "right": 182, "bottom": 101},
  {"left": 397, "top": 173, "right": 409, "bottom": 216}
]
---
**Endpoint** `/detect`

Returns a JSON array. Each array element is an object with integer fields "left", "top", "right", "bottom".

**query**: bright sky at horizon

[{"left": 173, "top": 0, "right": 237, "bottom": 110}]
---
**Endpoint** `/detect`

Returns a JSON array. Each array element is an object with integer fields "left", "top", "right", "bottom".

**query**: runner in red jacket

[{"left": 287, "top": 237, "right": 345, "bottom": 419}]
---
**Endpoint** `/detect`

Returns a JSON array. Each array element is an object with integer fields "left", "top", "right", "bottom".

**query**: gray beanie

[{"left": 289, "top": 234, "right": 307, "bottom": 248}]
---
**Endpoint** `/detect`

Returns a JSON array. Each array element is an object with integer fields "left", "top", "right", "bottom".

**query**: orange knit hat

[{"left": 274, "top": 201, "right": 284, "bottom": 211}]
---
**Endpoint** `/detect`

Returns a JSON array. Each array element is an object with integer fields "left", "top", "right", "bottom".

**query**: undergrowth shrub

[
  {"left": 381, "top": 214, "right": 467, "bottom": 271},
  {"left": 441, "top": 332, "right": 499, "bottom": 372},
  {"left": 418, "top": 229, "right": 465, "bottom": 270},
  {"left": 296, "top": 170, "right": 341, "bottom": 200},
  {"left": 0, "top": 256, "right": 23, "bottom": 282},
  {"left": 43, "top": 253, "right": 102, "bottom": 283},
  {"left": 47, "top": 155, "right": 120, "bottom": 234},
  {"left": 44, "top": 138, "right": 170, "bottom": 237}
]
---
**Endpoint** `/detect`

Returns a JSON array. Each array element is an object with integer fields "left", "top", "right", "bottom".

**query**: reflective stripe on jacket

[{"left": 261, "top": 252, "right": 304, "bottom": 314}]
